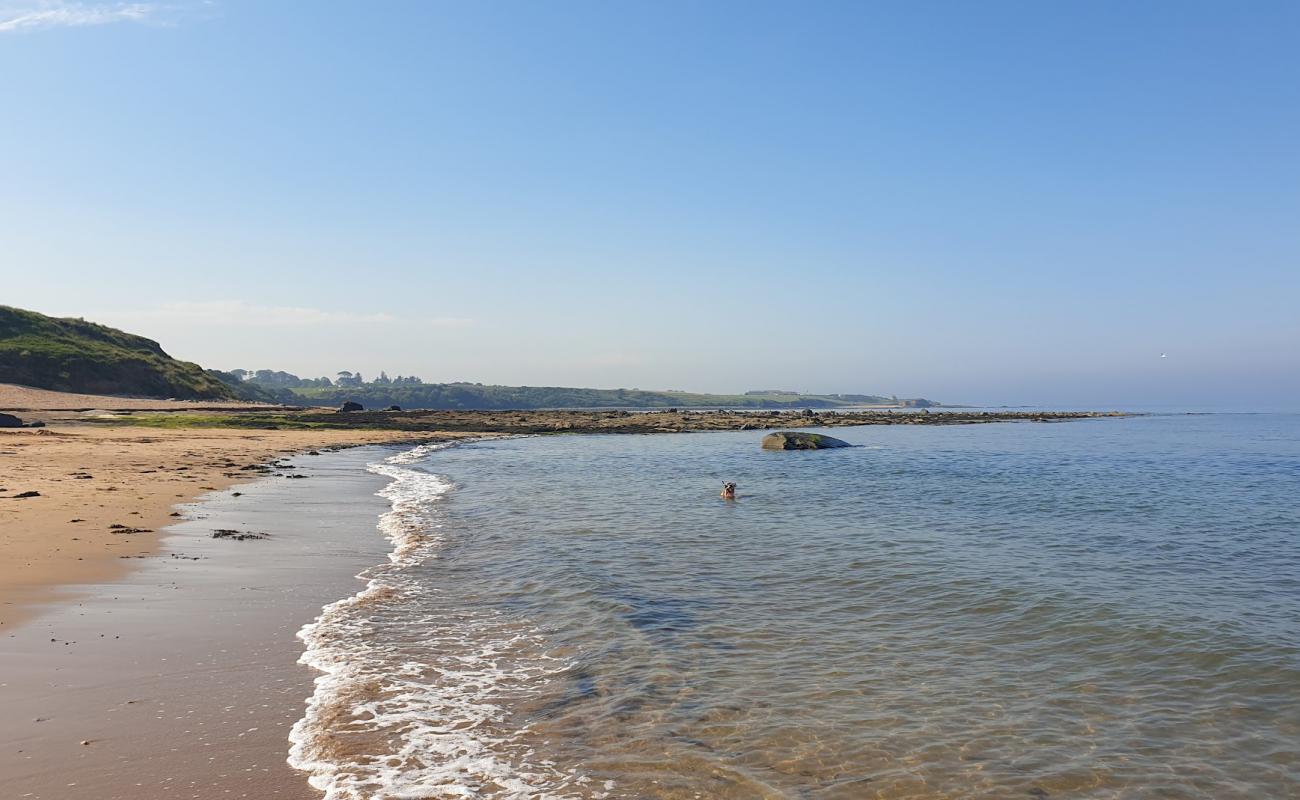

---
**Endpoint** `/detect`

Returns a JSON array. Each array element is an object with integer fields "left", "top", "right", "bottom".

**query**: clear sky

[{"left": 2, "top": 1, "right": 1298, "bottom": 407}]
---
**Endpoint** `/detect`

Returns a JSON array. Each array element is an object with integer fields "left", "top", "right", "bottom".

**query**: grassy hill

[
  {"left": 0, "top": 304, "right": 936, "bottom": 409},
  {"left": 0, "top": 305, "right": 239, "bottom": 400},
  {"left": 289, "top": 382, "right": 934, "bottom": 410}
]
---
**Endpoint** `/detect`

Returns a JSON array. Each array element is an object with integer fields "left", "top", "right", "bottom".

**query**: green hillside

[
  {"left": 0, "top": 305, "right": 238, "bottom": 400},
  {"left": 0, "top": 304, "right": 936, "bottom": 408}
]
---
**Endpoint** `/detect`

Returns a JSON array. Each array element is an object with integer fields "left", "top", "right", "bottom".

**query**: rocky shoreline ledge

[
  {"left": 44, "top": 405, "right": 1132, "bottom": 435},
  {"left": 288, "top": 408, "right": 1130, "bottom": 435}
]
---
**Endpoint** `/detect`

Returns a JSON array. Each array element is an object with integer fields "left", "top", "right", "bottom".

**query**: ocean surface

[{"left": 288, "top": 413, "right": 1300, "bottom": 799}]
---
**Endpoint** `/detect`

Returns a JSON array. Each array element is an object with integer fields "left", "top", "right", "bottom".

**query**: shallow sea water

[{"left": 289, "top": 413, "right": 1300, "bottom": 799}]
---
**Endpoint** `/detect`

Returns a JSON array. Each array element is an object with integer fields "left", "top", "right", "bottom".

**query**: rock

[
  {"left": 25, "top": 420, "right": 46, "bottom": 428},
  {"left": 338, "top": 401, "right": 364, "bottom": 412},
  {"left": 211, "top": 529, "right": 268, "bottom": 541},
  {"left": 0, "top": 413, "right": 22, "bottom": 428},
  {"left": 385, "top": 405, "right": 402, "bottom": 412},
  {"left": 12, "top": 490, "right": 41, "bottom": 498},
  {"left": 761, "top": 431, "right": 852, "bottom": 450}
]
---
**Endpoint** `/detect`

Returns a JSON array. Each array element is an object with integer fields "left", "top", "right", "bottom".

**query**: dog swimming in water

[{"left": 720, "top": 482, "right": 737, "bottom": 499}]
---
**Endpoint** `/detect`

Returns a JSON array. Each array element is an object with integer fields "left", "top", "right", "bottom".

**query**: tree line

[{"left": 227, "top": 369, "right": 426, "bottom": 388}]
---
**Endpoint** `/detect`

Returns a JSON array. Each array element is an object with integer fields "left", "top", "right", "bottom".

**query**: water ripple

[{"left": 294, "top": 414, "right": 1300, "bottom": 798}]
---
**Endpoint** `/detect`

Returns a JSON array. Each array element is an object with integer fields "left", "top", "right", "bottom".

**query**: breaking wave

[{"left": 287, "top": 442, "right": 593, "bottom": 800}]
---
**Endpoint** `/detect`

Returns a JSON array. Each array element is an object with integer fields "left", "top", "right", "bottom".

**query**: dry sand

[
  {"left": 0, "top": 424, "right": 458, "bottom": 630},
  {"left": 0, "top": 382, "right": 292, "bottom": 412}
]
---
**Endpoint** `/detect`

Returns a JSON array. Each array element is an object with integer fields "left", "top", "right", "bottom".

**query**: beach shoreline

[
  {"left": 0, "top": 424, "right": 472, "bottom": 631},
  {"left": 3, "top": 408, "right": 1294, "bottom": 798},
  {"left": 0, "top": 395, "right": 1128, "bottom": 631},
  {"left": 0, "top": 444, "right": 408, "bottom": 800},
  {"left": 0, "top": 390, "right": 1136, "bottom": 800}
]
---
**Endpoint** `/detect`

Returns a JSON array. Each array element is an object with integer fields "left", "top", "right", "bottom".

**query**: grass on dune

[{"left": 0, "top": 305, "right": 238, "bottom": 400}]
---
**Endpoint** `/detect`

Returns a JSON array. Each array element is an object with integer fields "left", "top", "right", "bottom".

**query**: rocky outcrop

[
  {"left": 0, "top": 413, "right": 22, "bottom": 428},
  {"left": 761, "top": 431, "right": 852, "bottom": 450},
  {"left": 338, "top": 401, "right": 364, "bottom": 413},
  {"left": 385, "top": 405, "right": 402, "bottom": 412}
]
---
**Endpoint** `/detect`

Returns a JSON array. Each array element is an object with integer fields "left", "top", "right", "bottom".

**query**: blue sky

[{"left": 2, "top": 1, "right": 1298, "bottom": 406}]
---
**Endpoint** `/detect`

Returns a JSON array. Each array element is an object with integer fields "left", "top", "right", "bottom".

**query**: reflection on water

[{"left": 295, "top": 414, "right": 1300, "bottom": 799}]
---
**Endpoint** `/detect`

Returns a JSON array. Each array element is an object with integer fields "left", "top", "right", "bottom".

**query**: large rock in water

[
  {"left": 0, "top": 413, "right": 23, "bottom": 428},
  {"left": 761, "top": 431, "right": 851, "bottom": 450},
  {"left": 337, "top": 401, "right": 364, "bottom": 413}
]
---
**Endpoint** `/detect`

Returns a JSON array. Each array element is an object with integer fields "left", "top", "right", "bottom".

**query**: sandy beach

[
  {"left": 1, "top": 445, "right": 400, "bottom": 800},
  {"left": 0, "top": 387, "right": 478, "bottom": 799},
  {"left": 0, "top": 421, "right": 463, "bottom": 630},
  {"left": 0, "top": 382, "right": 293, "bottom": 412}
]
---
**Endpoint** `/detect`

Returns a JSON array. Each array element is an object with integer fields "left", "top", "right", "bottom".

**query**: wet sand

[
  {"left": 1, "top": 447, "right": 395, "bottom": 800},
  {"left": 0, "top": 426, "right": 465, "bottom": 630}
]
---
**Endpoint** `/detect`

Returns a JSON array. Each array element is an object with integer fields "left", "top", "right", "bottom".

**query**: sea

[{"left": 285, "top": 411, "right": 1300, "bottom": 799}]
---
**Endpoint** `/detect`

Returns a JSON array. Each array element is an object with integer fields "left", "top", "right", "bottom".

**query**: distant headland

[{"left": 0, "top": 306, "right": 936, "bottom": 411}]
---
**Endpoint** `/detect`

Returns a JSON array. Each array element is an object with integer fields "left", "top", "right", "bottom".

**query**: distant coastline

[
  {"left": 283, "top": 382, "right": 939, "bottom": 411},
  {"left": 1, "top": 306, "right": 942, "bottom": 412},
  {"left": 79, "top": 406, "right": 1128, "bottom": 435}
]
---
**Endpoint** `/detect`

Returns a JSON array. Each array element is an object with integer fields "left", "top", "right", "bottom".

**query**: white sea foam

[{"left": 288, "top": 442, "right": 593, "bottom": 800}]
